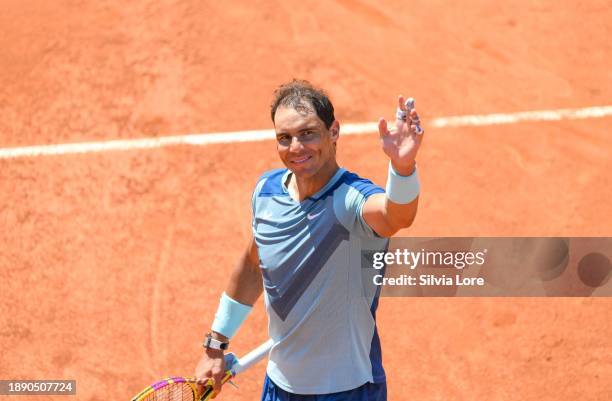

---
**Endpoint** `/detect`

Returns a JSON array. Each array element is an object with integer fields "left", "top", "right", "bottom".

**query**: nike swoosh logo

[{"left": 307, "top": 210, "right": 325, "bottom": 220}]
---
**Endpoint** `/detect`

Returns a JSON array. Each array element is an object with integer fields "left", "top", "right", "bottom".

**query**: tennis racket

[{"left": 130, "top": 339, "right": 273, "bottom": 401}]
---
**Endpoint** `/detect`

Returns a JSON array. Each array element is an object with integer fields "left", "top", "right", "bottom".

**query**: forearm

[
  {"left": 386, "top": 159, "right": 418, "bottom": 229},
  {"left": 385, "top": 195, "right": 419, "bottom": 232},
  {"left": 363, "top": 162, "right": 421, "bottom": 237},
  {"left": 211, "top": 237, "right": 262, "bottom": 341}
]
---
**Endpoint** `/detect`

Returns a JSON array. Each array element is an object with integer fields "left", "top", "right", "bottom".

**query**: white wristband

[
  {"left": 385, "top": 162, "right": 420, "bottom": 204},
  {"left": 211, "top": 292, "right": 253, "bottom": 339}
]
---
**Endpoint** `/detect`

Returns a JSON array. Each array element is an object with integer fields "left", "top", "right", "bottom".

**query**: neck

[{"left": 288, "top": 160, "right": 340, "bottom": 201}]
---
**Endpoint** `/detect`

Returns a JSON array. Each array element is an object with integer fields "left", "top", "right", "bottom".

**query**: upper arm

[
  {"left": 246, "top": 234, "right": 260, "bottom": 272},
  {"left": 229, "top": 175, "right": 263, "bottom": 303},
  {"left": 226, "top": 234, "right": 262, "bottom": 305},
  {"left": 333, "top": 178, "right": 386, "bottom": 238}
]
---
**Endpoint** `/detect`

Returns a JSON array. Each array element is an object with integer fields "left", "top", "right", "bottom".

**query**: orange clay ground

[{"left": 1, "top": 1, "right": 611, "bottom": 400}]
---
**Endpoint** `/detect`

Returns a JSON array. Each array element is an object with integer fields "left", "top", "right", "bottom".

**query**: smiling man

[{"left": 196, "top": 80, "right": 424, "bottom": 401}]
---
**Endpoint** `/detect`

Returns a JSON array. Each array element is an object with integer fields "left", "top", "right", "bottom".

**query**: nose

[{"left": 288, "top": 136, "right": 304, "bottom": 152}]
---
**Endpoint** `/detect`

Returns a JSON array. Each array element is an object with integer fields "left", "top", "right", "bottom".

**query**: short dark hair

[{"left": 270, "top": 79, "right": 335, "bottom": 129}]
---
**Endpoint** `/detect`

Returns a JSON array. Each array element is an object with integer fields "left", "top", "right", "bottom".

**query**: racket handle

[
  {"left": 231, "top": 339, "right": 273, "bottom": 376},
  {"left": 224, "top": 352, "right": 238, "bottom": 370}
]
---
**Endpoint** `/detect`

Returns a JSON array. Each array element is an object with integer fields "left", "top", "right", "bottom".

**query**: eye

[
  {"left": 277, "top": 134, "right": 291, "bottom": 146},
  {"left": 301, "top": 131, "right": 316, "bottom": 140}
]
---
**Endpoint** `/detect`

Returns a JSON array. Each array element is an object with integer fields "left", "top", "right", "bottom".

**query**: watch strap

[{"left": 203, "top": 332, "right": 229, "bottom": 351}]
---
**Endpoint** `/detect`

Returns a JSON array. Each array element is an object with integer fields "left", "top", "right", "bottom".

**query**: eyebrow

[{"left": 276, "top": 125, "right": 320, "bottom": 136}]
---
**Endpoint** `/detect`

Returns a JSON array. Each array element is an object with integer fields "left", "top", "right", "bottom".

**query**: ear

[{"left": 329, "top": 120, "right": 340, "bottom": 142}]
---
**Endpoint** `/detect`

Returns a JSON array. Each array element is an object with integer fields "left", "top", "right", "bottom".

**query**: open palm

[{"left": 378, "top": 95, "right": 424, "bottom": 173}]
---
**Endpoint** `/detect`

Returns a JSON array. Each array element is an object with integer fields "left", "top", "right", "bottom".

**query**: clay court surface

[{"left": 1, "top": 1, "right": 611, "bottom": 400}]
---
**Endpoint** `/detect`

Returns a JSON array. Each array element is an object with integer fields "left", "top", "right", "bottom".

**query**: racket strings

[{"left": 142, "top": 382, "right": 196, "bottom": 401}]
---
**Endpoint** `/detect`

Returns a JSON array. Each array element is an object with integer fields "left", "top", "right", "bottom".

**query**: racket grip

[{"left": 224, "top": 352, "right": 238, "bottom": 371}]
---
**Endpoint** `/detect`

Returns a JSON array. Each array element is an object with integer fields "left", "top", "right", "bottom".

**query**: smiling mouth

[{"left": 291, "top": 155, "right": 312, "bottom": 164}]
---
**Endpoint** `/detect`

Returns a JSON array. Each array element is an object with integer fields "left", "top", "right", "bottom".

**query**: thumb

[{"left": 378, "top": 118, "right": 389, "bottom": 139}]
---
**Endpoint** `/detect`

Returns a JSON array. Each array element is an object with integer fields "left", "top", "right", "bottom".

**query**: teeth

[{"left": 293, "top": 156, "right": 309, "bottom": 163}]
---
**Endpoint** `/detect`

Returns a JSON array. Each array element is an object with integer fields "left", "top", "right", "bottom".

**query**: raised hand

[{"left": 378, "top": 95, "right": 425, "bottom": 176}]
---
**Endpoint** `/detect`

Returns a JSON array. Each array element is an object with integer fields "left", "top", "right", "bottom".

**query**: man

[{"left": 195, "top": 79, "right": 423, "bottom": 401}]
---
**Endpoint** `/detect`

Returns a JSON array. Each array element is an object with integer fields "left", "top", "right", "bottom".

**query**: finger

[
  {"left": 409, "top": 109, "right": 420, "bottom": 124},
  {"left": 398, "top": 95, "right": 406, "bottom": 111},
  {"left": 378, "top": 117, "right": 390, "bottom": 138},
  {"left": 409, "top": 110, "right": 425, "bottom": 136},
  {"left": 396, "top": 94, "right": 408, "bottom": 122},
  {"left": 410, "top": 123, "right": 425, "bottom": 137},
  {"left": 213, "top": 371, "right": 226, "bottom": 393},
  {"left": 195, "top": 376, "right": 211, "bottom": 398},
  {"left": 405, "top": 97, "right": 415, "bottom": 112}
]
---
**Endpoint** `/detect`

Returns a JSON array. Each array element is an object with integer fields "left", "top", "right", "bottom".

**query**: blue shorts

[{"left": 260, "top": 375, "right": 387, "bottom": 401}]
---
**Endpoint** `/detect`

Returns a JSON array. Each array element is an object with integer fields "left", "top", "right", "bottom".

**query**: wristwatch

[{"left": 203, "top": 332, "right": 229, "bottom": 351}]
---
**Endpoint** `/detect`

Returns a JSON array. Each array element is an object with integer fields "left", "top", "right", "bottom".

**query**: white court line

[{"left": 1, "top": 105, "right": 611, "bottom": 159}]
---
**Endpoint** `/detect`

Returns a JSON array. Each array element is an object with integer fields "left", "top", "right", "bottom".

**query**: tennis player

[{"left": 195, "top": 80, "right": 423, "bottom": 401}]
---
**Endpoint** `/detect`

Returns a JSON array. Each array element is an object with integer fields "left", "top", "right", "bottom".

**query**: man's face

[{"left": 274, "top": 105, "right": 338, "bottom": 179}]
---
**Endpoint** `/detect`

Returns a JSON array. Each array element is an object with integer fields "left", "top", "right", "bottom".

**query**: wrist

[
  {"left": 210, "top": 331, "right": 229, "bottom": 343},
  {"left": 203, "top": 332, "right": 230, "bottom": 351},
  {"left": 211, "top": 292, "right": 253, "bottom": 339},
  {"left": 204, "top": 347, "right": 224, "bottom": 357},
  {"left": 386, "top": 161, "right": 420, "bottom": 204},
  {"left": 390, "top": 160, "right": 416, "bottom": 177}
]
